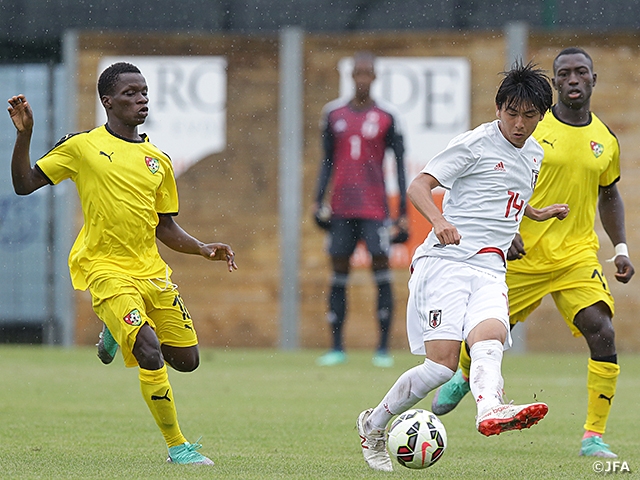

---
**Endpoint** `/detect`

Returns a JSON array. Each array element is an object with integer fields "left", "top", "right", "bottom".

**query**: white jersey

[{"left": 413, "top": 120, "right": 543, "bottom": 273}]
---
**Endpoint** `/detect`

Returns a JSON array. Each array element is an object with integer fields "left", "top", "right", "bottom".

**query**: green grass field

[{"left": 0, "top": 346, "right": 638, "bottom": 479}]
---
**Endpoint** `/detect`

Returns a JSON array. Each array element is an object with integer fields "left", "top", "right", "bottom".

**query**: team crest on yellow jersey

[
  {"left": 123, "top": 309, "right": 142, "bottom": 326},
  {"left": 145, "top": 156, "right": 160, "bottom": 174},
  {"left": 590, "top": 141, "right": 604, "bottom": 158}
]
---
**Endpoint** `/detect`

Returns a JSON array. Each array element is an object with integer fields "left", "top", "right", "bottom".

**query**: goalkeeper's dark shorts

[{"left": 327, "top": 218, "right": 390, "bottom": 257}]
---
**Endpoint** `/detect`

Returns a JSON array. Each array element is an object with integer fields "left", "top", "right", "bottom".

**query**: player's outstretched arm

[
  {"left": 156, "top": 214, "right": 237, "bottom": 272},
  {"left": 7, "top": 94, "right": 48, "bottom": 195},
  {"left": 200, "top": 242, "right": 238, "bottom": 272},
  {"left": 524, "top": 203, "right": 569, "bottom": 222}
]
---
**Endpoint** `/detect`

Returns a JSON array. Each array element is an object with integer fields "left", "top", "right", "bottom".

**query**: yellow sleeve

[
  {"left": 35, "top": 133, "right": 83, "bottom": 184},
  {"left": 599, "top": 136, "right": 620, "bottom": 187}
]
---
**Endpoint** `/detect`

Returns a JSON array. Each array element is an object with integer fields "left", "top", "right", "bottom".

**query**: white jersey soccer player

[
  {"left": 357, "top": 63, "right": 569, "bottom": 472},
  {"left": 414, "top": 119, "right": 542, "bottom": 271},
  {"left": 407, "top": 119, "right": 542, "bottom": 355}
]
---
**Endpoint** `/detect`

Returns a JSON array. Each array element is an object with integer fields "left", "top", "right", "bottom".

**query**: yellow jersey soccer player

[
  {"left": 8, "top": 62, "right": 237, "bottom": 465},
  {"left": 431, "top": 48, "right": 634, "bottom": 459}
]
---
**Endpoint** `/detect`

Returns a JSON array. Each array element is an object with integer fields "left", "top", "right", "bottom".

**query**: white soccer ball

[{"left": 387, "top": 409, "right": 447, "bottom": 469}]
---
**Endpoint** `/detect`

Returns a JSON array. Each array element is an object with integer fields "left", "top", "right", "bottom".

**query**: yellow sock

[
  {"left": 139, "top": 365, "right": 187, "bottom": 448},
  {"left": 459, "top": 341, "right": 471, "bottom": 379},
  {"left": 584, "top": 358, "right": 620, "bottom": 434}
]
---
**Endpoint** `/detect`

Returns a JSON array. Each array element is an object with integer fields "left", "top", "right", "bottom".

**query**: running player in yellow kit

[
  {"left": 8, "top": 62, "right": 237, "bottom": 465},
  {"left": 431, "top": 47, "right": 634, "bottom": 458}
]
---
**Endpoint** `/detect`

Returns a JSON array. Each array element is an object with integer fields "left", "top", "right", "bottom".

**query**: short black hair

[
  {"left": 495, "top": 61, "right": 553, "bottom": 116},
  {"left": 553, "top": 47, "right": 593, "bottom": 73},
  {"left": 97, "top": 62, "right": 141, "bottom": 97}
]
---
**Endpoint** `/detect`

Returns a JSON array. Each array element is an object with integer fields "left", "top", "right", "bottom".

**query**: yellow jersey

[
  {"left": 509, "top": 109, "right": 620, "bottom": 274},
  {"left": 36, "top": 124, "right": 179, "bottom": 290}
]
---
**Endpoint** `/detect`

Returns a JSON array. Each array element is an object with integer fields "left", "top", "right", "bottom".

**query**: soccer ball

[{"left": 387, "top": 409, "right": 447, "bottom": 469}]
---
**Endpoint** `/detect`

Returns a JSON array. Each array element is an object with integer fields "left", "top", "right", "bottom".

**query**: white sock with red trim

[
  {"left": 367, "top": 358, "right": 454, "bottom": 432},
  {"left": 469, "top": 340, "right": 505, "bottom": 416}
]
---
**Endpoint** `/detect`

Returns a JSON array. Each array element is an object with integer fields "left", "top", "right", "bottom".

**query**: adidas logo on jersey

[{"left": 494, "top": 161, "right": 506, "bottom": 172}]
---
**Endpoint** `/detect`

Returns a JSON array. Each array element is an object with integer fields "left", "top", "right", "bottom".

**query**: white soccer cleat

[
  {"left": 356, "top": 409, "right": 394, "bottom": 472},
  {"left": 476, "top": 402, "right": 548, "bottom": 436}
]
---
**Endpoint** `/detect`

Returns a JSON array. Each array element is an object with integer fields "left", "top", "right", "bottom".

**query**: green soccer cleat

[
  {"left": 316, "top": 350, "right": 347, "bottom": 366},
  {"left": 167, "top": 440, "right": 215, "bottom": 465},
  {"left": 96, "top": 325, "right": 118, "bottom": 365},
  {"left": 372, "top": 351, "right": 394, "bottom": 368},
  {"left": 579, "top": 436, "right": 618, "bottom": 458},
  {"left": 431, "top": 369, "right": 471, "bottom": 415}
]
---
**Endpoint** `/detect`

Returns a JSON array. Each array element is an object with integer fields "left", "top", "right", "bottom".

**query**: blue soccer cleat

[
  {"left": 316, "top": 350, "right": 347, "bottom": 366},
  {"left": 372, "top": 351, "right": 394, "bottom": 368},
  {"left": 580, "top": 436, "right": 618, "bottom": 458},
  {"left": 167, "top": 439, "right": 215, "bottom": 465},
  {"left": 432, "top": 369, "right": 471, "bottom": 415}
]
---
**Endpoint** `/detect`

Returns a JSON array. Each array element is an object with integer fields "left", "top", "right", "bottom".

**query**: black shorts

[{"left": 328, "top": 218, "right": 391, "bottom": 257}]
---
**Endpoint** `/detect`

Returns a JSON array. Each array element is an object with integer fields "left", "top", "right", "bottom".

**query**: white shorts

[{"left": 406, "top": 256, "right": 512, "bottom": 355}]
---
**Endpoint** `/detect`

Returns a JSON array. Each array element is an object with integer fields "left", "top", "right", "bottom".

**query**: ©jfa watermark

[{"left": 592, "top": 460, "right": 631, "bottom": 474}]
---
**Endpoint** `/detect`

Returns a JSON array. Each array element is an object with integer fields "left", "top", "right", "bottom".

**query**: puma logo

[
  {"left": 99, "top": 151, "right": 114, "bottom": 162},
  {"left": 591, "top": 269, "right": 607, "bottom": 290},
  {"left": 598, "top": 393, "right": 614, "bottom": 405},
  {"left": 151, "top": 389, "right": 171, "bottom": 402},
  {"left": 541, "top": 139, "right": 556, "bottom": 149}
]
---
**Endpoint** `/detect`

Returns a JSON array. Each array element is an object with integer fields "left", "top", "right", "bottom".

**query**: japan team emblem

[
  {"left": 123, "top": 309, "right": 142, "bottom": 326},
  {"left": 428, "top": 309, "right": 442, "bottom": 329},
  {"left": 590, "top": 141, "right": 604, "bottom": 158},
  {"left": 145, "top": 156, "right": 160, "bottom": 174}
]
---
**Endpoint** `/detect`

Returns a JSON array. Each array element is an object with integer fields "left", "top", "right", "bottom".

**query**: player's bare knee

[
  {"left": 162, "top": 345, "right": 200, "bottom": 372},
  {"left": 592, "top": 321, "right": 616, "bottom": 352},
  {"left": 169, "top": 356, "right": 199, "bottom": 372},
  {"left": 134, "top": 347, "right": 164, "bottom": 370},
  {"left": 575, "top": 309, "right": 615, "bottom": 338},
  {"left": 466, "top": 319, "right": 507, "bottom": 347},
  {"left": 133, "top": 325, "right": 164, "bottom": 369},
  {"left": 133, "top": 337, "right": 163, "bottom": 369},
  {"left": 425, "top": 342, "right": 460, "bottom": 372}
]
